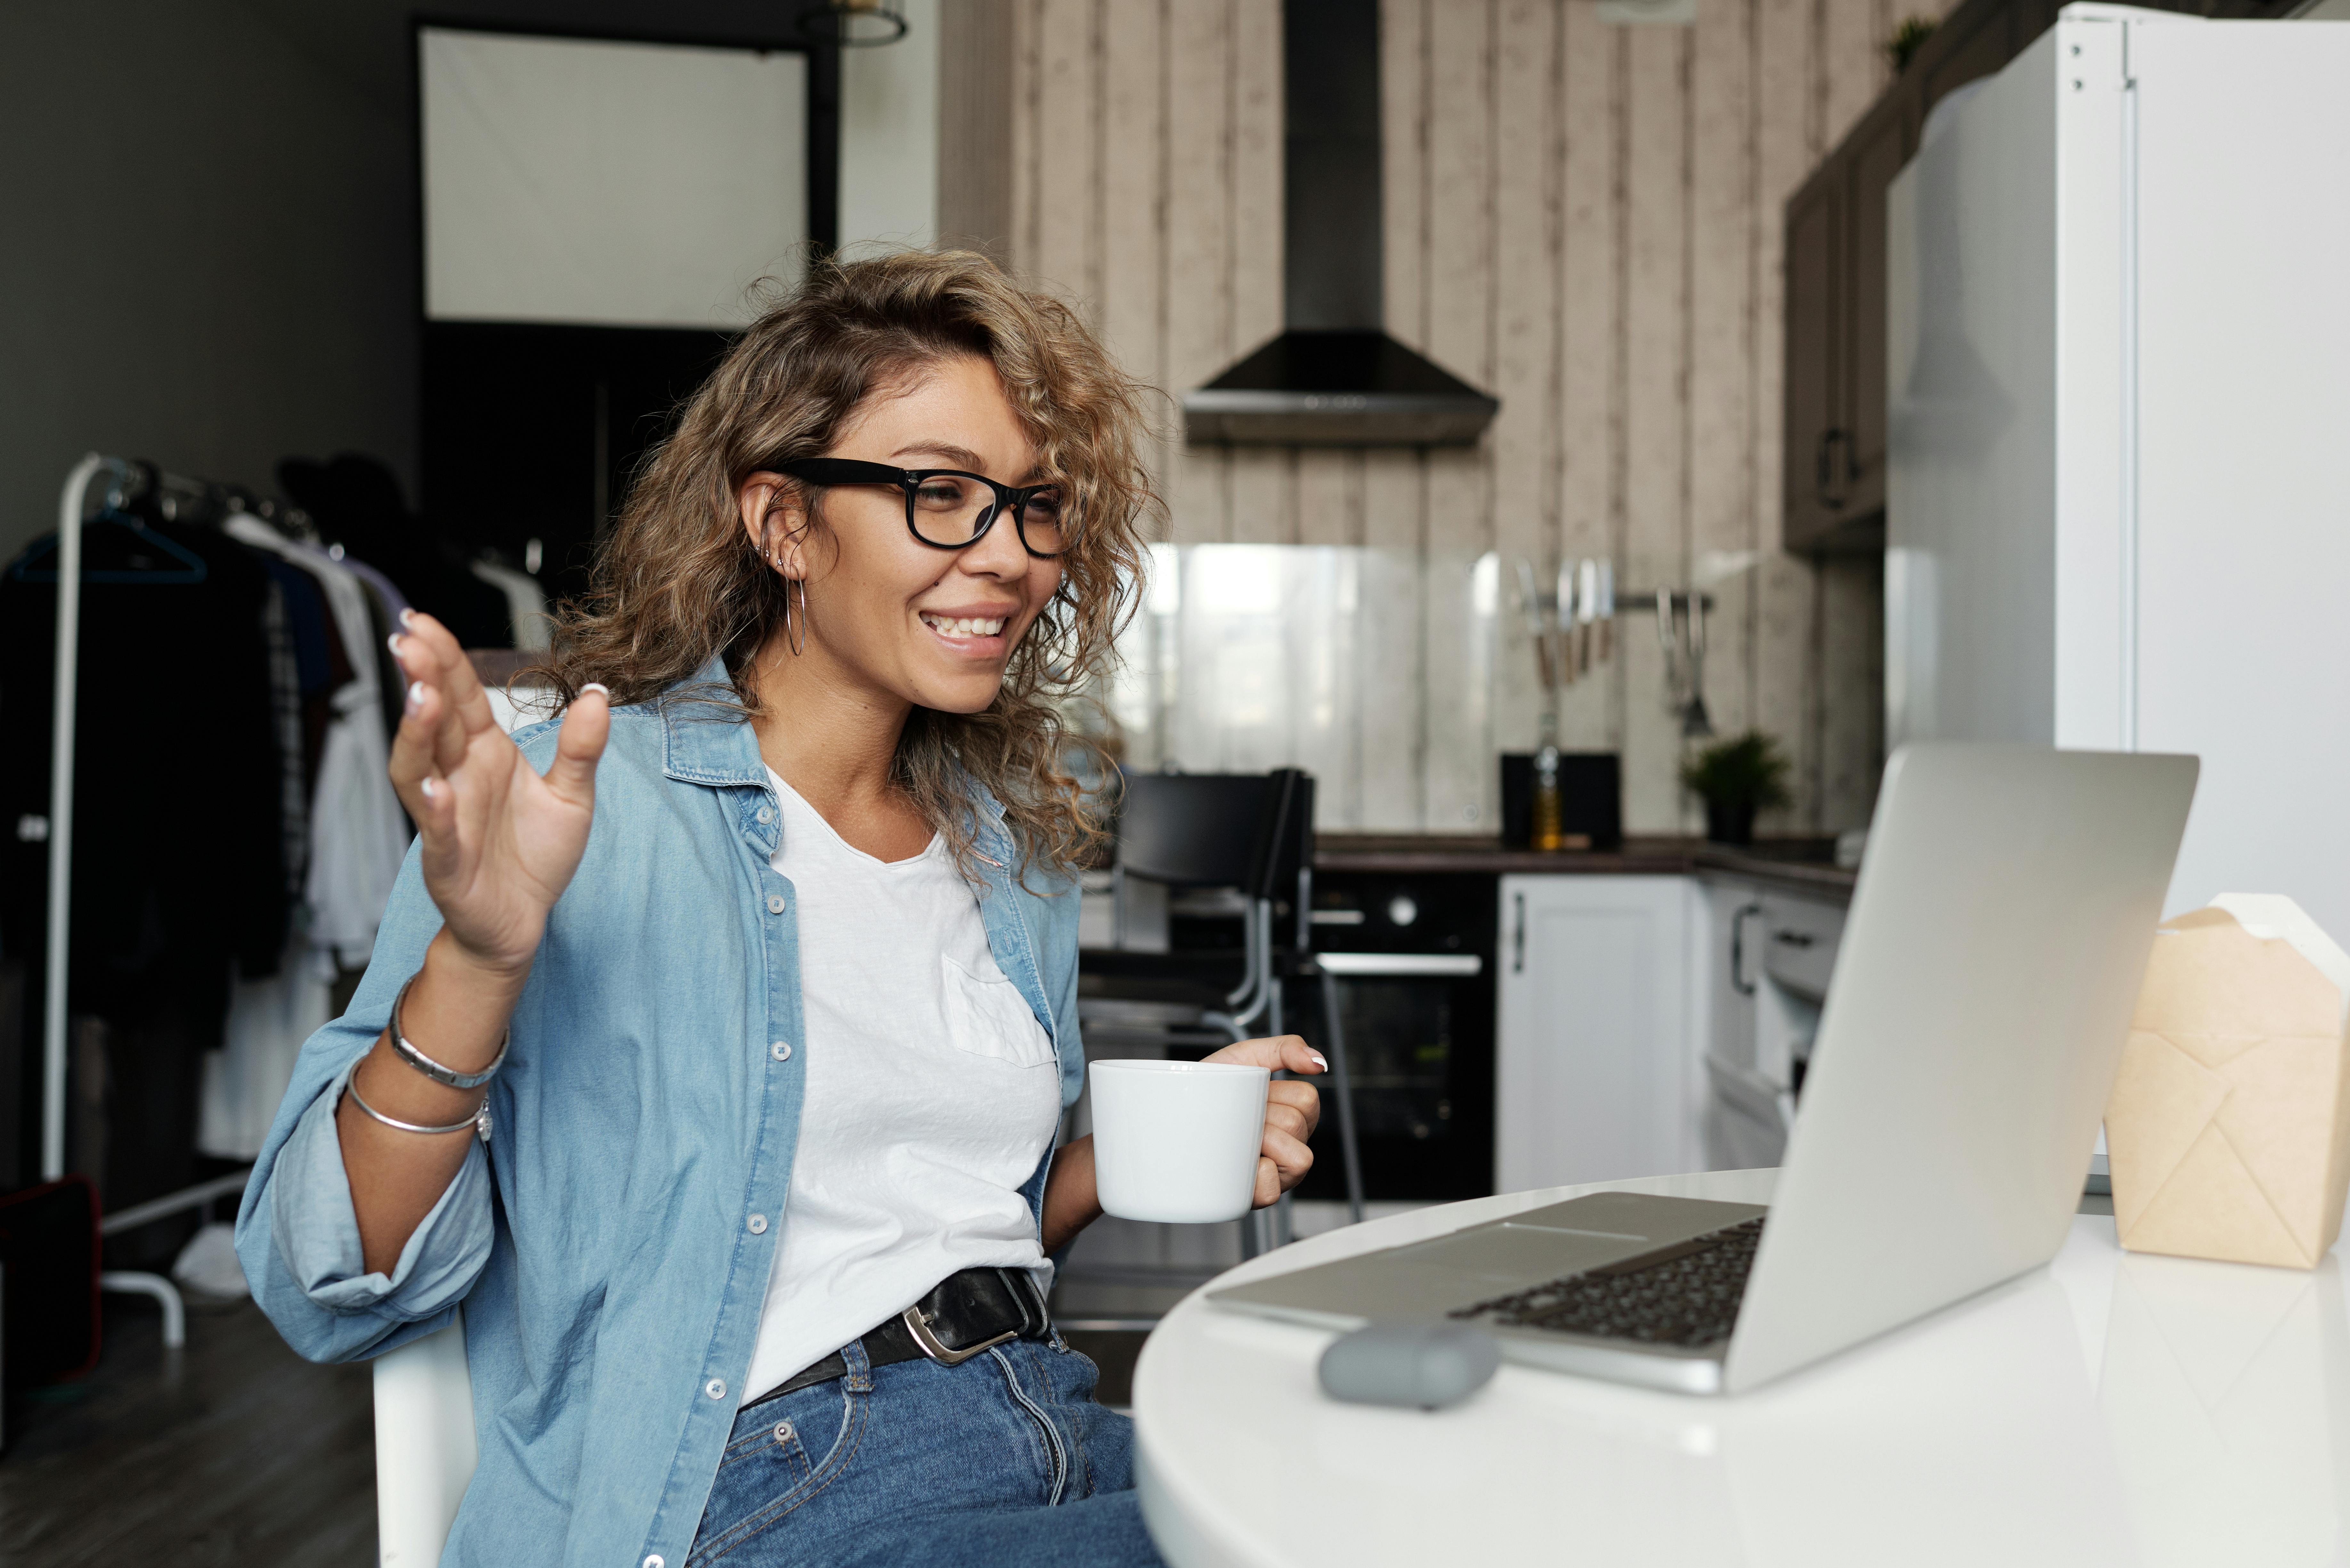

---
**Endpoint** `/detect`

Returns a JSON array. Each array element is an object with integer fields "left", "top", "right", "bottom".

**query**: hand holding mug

[
  {"left": 1201, "top": 1034, "right": 1325, "bottom": 1208},
  {"left": 1090, "top": 1035, "right": 1324, "bottom": 1224}
]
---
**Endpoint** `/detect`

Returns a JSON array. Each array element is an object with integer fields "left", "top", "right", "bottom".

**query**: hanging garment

[
  {"left": 470, "top": 559, "right": 552, "bottom": 651},
  {"left": 342, "top": 565, "right": 412, "bottom": 791},
  {"left": 224, "top": 517, "right": 408, "bottom": 966},
  {"left": 0, "top": 513, "right": 290, "bottom": 1003},
  {"left": 277, "top": 454, "right": 511, "bottom": 647},
  {"left": 192, "top": 519, "right": 406, "bottom": 1156},
  {"left": 199, "top": 935, "right": 332, "bottom": 1160},
  {"left": 255, "top": 569, "right": 309, "bottom": 903}
]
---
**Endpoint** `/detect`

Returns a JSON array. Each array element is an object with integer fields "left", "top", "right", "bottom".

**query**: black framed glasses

[{"left": 777, "top": 459, "right": 1066, "bottom": 559}]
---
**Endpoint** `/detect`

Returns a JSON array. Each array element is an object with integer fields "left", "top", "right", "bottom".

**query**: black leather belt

[{"left": 742, "top": 1266, "right": 1052, "bottom": 1412}]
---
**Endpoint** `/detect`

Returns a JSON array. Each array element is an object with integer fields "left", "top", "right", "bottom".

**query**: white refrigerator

[{"left": 1886, "top": 3, "right": 2350, "bottom": 941}]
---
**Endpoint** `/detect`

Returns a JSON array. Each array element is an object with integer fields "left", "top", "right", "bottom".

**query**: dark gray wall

[
  {"left": 0, "top": 0, "right": 829, "bottom": 568},
  {"left": 0, "top": 0, "right": 420, "bottom": 565}
]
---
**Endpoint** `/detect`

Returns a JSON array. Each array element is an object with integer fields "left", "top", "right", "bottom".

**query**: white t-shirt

[{"left": 739, "top": 771, "right": 1063, "bottom": 1406}]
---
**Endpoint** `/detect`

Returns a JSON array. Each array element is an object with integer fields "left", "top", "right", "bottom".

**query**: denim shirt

[{"left": 234, "top": 661, "right": 1084, "bottom": 1568}]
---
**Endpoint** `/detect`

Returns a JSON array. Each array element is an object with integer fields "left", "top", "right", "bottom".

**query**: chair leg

[
  {"left": 100, "top": 1270, "right": 185, "bottom": 1349},
  {"left": 1318, "top": 969, "right": 1367, "bottom": 1226}
]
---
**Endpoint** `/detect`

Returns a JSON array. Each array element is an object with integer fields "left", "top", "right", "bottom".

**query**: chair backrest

[
  {"left": 1114, "top": 773, "right": 1276, "bottom": 889},
  {"left": 1266, "top": 770, "right": 1315, "bottom": 951},
  {"left": 373, "top": 1313, "right": 477, "bottom": 1565}
]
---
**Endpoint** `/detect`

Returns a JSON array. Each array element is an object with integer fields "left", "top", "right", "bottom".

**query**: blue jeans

[{"left": 686, "top": 1335, "right": 1165, "bottom": 1566}]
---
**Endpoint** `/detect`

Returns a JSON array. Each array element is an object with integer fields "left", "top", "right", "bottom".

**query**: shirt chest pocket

[{"left": 941, "top": 954, "right": 1056, "bottom": 1070}]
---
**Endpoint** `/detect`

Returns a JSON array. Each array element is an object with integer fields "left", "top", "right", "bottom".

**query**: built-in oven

[{"left": 1299, "top": 872, "right": 1496, "bottom": 1203}]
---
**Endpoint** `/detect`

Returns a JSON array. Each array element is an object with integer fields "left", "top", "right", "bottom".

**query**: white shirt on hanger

[
  {"left": 224, "top": 515, "right": 407, "bottom": 966},
  {"left": 738, "top": 769, "right": 1062, "bottom": 1407}
]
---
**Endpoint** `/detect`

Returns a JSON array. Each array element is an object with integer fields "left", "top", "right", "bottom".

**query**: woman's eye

[
  {"left": 1024, "top": 491, "right": 1064, "bottom": 519},
  {"left": 914, "top": 481, "right": 963, "bottom": 509}
]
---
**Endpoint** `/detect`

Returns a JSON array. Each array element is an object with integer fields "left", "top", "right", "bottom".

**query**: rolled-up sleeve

[
  {"left": 270, "top": 1059, "right": 494, "bottom": 1315},
  {"left": 236, "top": 840, "right": 497, "bottom": 1363}
]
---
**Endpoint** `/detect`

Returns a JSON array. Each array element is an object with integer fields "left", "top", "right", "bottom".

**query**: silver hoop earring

[{"left": 788, "top": 578, "right": 807, "bottom": 657}]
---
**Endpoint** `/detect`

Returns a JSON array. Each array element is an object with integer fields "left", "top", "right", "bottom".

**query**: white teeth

[{"left": 923, "top": 614, "right": 1006, "bottom": 637}]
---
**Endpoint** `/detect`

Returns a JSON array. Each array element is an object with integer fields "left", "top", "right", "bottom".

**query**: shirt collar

[
  {"left": 657, "top": 655, "right": 768, "bottom": 787},
  {"left": 655, "top": 653, "right": 1018, "bottom": 848}
]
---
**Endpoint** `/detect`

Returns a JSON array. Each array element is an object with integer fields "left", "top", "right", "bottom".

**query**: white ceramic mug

[{"left": 1089, "top": 1059, "right": 1270, "bottom": 1224}]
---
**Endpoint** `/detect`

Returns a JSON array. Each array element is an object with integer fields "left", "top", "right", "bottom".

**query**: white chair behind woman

[{"left": 373, "top": 1314, "right": 477, "bottom": 1565}]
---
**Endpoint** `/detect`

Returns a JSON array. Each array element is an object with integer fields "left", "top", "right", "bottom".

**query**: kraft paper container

[{"left": 2108, "top": 895, "right": 2350, "bottom": 1270}]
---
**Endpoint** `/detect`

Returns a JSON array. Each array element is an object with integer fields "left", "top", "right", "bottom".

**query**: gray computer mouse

[{"left": 1317, "top": 1323, "right": 1500, "bottom": 1410}]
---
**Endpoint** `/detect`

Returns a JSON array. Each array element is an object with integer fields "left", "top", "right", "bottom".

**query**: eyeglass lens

[{"left": 909, "top": 474, "right": 1064, "bottom": 555}]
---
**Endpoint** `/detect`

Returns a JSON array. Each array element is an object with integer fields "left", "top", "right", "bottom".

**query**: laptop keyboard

[{"left": 1448, "top": 1218, "right": 1766, "bottom": 1349}]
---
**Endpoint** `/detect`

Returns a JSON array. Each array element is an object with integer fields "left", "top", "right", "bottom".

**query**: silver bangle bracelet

[
  {"left": 389, "top": 974, "right": 510, "bottom": 1089},
  {"left": 345, "top": 1069, "right": 493, "bottom": 1142}
]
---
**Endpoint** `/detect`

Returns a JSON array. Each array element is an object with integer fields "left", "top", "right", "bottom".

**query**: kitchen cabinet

[
  {"left": 1778, "top": 0, "right": 2299, "bottom": 555},
  {"left": 1495, "top": 876, "right": 1703, "bottom": 1192}
]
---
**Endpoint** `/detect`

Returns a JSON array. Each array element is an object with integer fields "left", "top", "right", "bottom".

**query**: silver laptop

[{"left": 1212, "top": 743, "right": 2197, "bottom": 1394}]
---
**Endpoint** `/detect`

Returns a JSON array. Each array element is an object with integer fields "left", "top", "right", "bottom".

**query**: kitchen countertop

[{"left": 1313, "top": 833, "right": 1857, "bottom": 902}]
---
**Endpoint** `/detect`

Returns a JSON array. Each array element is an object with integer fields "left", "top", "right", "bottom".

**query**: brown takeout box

[{"left": 2107, "top": 896, "right": 2350, "bottom": 1270}]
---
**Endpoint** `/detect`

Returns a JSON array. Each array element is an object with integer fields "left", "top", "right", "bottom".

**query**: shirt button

[
  {"left": 771, "top": 1040, "right": 793, "bottom": 1062},
  {"left": 766, "top": 893, "right": 786, "bottom": 915},
  {"left": 643, "top": 1558, "right": 665, "bottom": 1568},
  {"left": 705, "top": 1378, "right": 727, "bottom": 1401},
  {"left": 756, "top": 805, "right": 773, "bottom": 823},
  {"left": 747, "top": 1214, "right": 768, "bottom": 1234}
]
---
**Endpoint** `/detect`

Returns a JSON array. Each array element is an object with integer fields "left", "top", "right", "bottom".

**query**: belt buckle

[{"left": 901, "top": 1303, "right": 1017, "bottom": 1367}]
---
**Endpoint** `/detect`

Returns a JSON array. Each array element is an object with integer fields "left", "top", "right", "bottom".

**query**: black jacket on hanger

[{"left": 0, "top": 514, "right": 290, "bottom": 1010}]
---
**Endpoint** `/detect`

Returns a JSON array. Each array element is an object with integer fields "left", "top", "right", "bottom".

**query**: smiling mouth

[{"left": 919, "top": 612, "right": 1008, "bottom": 638}]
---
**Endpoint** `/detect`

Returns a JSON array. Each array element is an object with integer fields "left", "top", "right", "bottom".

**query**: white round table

[{"left": 1133, "top": 1169, "right": 2350, "bottom": 1567}]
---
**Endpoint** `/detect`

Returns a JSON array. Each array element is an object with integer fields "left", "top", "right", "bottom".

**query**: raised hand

[{"left": 387, "top": 612, "right": 609, "bottom": 979}]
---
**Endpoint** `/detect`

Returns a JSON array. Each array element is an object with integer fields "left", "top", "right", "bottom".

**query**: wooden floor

[
  {"left": 0, "top": 1294, "right": 1154, "bottom": 1566},
  {"left": 0, "top": 1295, "right": 376, "bottom": 1565}
]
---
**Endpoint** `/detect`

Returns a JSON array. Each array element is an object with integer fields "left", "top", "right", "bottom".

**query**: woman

[{"left": 238, "top": 251, "right": 1323, "bottom": 1567}]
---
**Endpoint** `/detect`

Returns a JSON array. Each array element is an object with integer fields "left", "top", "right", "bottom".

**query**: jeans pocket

[
  {"left": 716, "top": 1409, "right": 813, "bottom": 1477},
  {"left": 690, "top": 1385, "right": 867, "bottom": 1566}
]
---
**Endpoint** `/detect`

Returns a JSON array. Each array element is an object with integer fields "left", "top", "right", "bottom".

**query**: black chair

[
  {"left": 1077, "top": 769, "right": 1366, "bottom": 1245},
  {"left": 1082, "top": 770, "right": 1296, "bottom": 1044}
]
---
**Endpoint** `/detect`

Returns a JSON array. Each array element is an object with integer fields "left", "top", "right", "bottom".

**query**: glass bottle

[{"left": 1532, "top": 744, "right": 1565, "bottom": 852}]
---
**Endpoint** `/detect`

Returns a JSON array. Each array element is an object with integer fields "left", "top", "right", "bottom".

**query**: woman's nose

[{"left": 959, "top": 505, "right": 1031, "bottom": 577}]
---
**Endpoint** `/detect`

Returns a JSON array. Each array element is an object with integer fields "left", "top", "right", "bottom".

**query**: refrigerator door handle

[
  {"left": 1816, "top": 427, "right": 1849, "bottom": 510},
  {"left": 1730, "top": 901, "right": 1764, "bottom": 997}
]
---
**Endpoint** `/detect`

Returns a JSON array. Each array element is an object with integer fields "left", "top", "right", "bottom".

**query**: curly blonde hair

[{"left": 541, "top": 250, "right": 1156, "bottom": 876}]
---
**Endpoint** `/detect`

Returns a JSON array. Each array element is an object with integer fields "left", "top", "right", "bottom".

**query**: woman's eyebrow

[
  {"left": 891, "top": 442, "right": 1049, "bottom": 484},
  {"left": 892, "top": 442, "right": 990, "bottom": 470}
]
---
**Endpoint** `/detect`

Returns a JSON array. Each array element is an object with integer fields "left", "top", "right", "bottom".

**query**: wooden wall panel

[
  {"left": 1688, "top": 0, "right": 1756, "bottom": 751},
  {"left": 1554, "top": 0, "right": 1621, "bottom": 760},
  {"left": 1002, "top": 0, "right": 1929, "bottom": 833}
]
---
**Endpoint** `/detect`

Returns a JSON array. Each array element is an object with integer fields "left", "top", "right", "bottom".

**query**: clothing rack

[{"left": 40, "top": 453, "right": 284, "bottom": 1346}]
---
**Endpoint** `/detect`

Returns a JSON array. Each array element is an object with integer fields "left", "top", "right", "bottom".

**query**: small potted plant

[{"left": 1680, "top": 730, "right": 1792, "bottom": 846}]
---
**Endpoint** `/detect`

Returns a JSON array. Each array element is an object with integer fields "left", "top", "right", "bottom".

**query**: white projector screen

[{"left": 421, "top": 28, "right": 809, "bottom": 328}]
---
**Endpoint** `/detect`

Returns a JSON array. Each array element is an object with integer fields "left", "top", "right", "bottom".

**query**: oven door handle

[{"left": 1314, "top": 952, "right": 1485, "bottom": 978}]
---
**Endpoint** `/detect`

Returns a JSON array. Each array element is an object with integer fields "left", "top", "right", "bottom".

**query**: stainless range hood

[{"left": 1182, "top": 0, "right": 1498, "bottom": 448}]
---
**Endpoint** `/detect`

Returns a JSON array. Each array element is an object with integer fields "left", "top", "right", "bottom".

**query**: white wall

[
  {"left": 839, "top": 0, "right": 942, "bottom": 254},
  {"left": 421, "top": 30, "right": 810, "bottom": 329}
]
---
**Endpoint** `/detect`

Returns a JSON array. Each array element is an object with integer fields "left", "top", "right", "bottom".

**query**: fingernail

[
  {"left": 580, "top": 682, "right": 610, "bottom": 698},
  {"left": 387, "top": 632, "right": 404, "bottom": 662},
  {"left": 420, "top": 776, "right": 437, "bottom": 800},
  {"left": 398, "top": 607, "right": 415, "bottom": 628},
  {"left": 1309, "top": 1052, "right": 1328, "bottom": 1071},
  {"left": 404, "top": 681, "right": 425, "bottom": 717}
]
